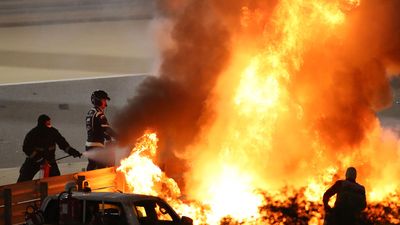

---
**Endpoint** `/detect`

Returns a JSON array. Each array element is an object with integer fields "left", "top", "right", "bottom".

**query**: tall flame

[
  {"left": 117, "top": 132, "right": 181, "bottom": 198},
  {"left": 184, "top": 0, "right": 351, "bottom": 205}
]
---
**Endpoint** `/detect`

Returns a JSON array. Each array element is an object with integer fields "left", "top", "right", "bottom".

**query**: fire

[
  {"left": 117, "top": 0, "right": 400, "bottom": 224},
  {"left": 197, "top": 165, "right": 264, "bottom": 223},
  {"left": 117, "top": 132, "right": 207, "bottom": 224},
  {"left": 304, "top": 167, "right": 338, "bottom": 202},
  {"left": 117, "top": 132, "right": 181, "bottom": 198},
  {"left": 117, "top": 132, "right": 264, "bottom": 224}
]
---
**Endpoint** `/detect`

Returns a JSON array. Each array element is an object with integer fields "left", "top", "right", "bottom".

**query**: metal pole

[
  {"left": 55, "top": 155, "right": 72, "bottom": 162},
  {"left": 77, "top": 176, "right": 86, "bottom": 192},
  {"left": 3, "top": 188, "right": 12, "bottom": 225},
  {"left": 39, "top": 182, "right": 48, "bottom": 202}
]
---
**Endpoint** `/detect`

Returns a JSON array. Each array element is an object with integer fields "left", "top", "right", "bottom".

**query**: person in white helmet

[
  {"left": 85, "top": 90, "right": 117, "bottom": 171},
  {"left": 323, "top": 167, "right": 367, "bottom": 225}
]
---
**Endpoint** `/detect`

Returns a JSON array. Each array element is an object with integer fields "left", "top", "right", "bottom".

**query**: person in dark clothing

[
  {"left": 323, "top": 167, "right": 367, "bottom": 225},
  {"left": 85, "top": 90, "right": 117, "bottom": 171},
  {"left": 17, "top": 114, "right": 82, "bottom": 182}
]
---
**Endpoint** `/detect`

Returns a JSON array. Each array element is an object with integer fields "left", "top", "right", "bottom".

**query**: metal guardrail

[{"left": 0, "top": 167, "right": 117, "bottom": 225}]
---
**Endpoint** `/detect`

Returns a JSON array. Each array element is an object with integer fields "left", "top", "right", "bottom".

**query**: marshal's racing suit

[
  {"left": 17, "top": 124, "right": 80, "bottom": 182},
  {"left": 85, "top": 106, "right": 117, "bottom": 171}
]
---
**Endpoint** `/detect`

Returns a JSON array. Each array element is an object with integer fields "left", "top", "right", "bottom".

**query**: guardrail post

[
  {"left": 39, "top": 182, "right": 48, "bottom": 202},
  {"left": 77, "top": 175, "right": 86, "bottom": 191},
  {"left": 3, "top": 188, "right": 12, "bottom": 225}
]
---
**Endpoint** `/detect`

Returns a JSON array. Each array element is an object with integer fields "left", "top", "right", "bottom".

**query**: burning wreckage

[
  {"left": 113, "top": 133, "right": 400, "bottom": 225},
  {"left": 37, "top": 0, "right": 400, "bottom": 224}
]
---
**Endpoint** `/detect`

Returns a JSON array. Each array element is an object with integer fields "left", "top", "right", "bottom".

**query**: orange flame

[{"left": 117, "top": 133, "right": 181, "bottom": 198}]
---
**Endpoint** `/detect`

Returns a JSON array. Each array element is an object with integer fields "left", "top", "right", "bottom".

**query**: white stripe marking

[{"left": 0, "top": 73, "right": 151, "bottom": 86}]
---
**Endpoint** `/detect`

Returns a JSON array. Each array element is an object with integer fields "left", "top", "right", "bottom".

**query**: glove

[{"left": 68, "top": 147, "right": 82, "bottom": 158}]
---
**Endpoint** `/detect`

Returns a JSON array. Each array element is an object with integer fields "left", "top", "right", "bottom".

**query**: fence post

[
  {"left": 3, "top": 188, "right": 12, "bottom": 225},
  {"left": 77, "top": 175, "right": 86, "bottom": 191},
  {"left": 39, "top": 182, "right": 48, "bottom": 202}
]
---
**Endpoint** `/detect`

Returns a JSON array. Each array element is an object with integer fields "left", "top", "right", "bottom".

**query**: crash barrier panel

[
  {"left": 0, "top": 180, "right": 51, "bottom": 225},
  {"left": 74, "top": 167, "right": 117, "bottom": 193},
  {"left": 0, "top": 167, "right": 117, "bottom": 225}
]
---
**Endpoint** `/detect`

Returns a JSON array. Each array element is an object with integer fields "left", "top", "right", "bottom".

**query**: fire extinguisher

[
  {"left": 58, "top": 191, "right": 82, "bottom": 225},
  {"left": 40, "top": 160, "right": 51, "bottom": 178},
  {"left": 25, "top": 205, "right": 45, "bottom": 225}
]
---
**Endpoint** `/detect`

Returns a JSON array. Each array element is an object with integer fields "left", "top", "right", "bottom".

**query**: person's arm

[
  {"left": 105, "top": 127, "right": 118, "bottom": 140},
  {"left": 53, "top": 128, "right": 81, "bottom": 158},
  {"left": 53, "top": 128, "right": 70, "bottom": 150},
  {"left": 22, "top": 132, "right": 34, "bottom": 156},
  {"left": 22, "top": 131, "right": 42, "bottom": 158},
  {"left": 323, "top": 180, "right": 342, "bottom": 210},
  {"left": 99, "top": 113, "right": 118, "bottom": 140},
  {"left": 359, "top": 186, "right": 367, "bottom": 211}
]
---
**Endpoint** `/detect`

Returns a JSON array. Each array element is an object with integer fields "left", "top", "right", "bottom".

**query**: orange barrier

[{"left": 0, "top": 167, "right": 117, "bottom": 225}]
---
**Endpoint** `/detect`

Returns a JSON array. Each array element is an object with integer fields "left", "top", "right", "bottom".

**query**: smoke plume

[{"left": 115, "top": 0, "right": 232, "bottom": 179}]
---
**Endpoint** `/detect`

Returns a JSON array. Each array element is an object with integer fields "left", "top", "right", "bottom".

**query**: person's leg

[
  {"left": 87, "top": 159, "right": 98, "bottom": 171},
  {"left": 17, "top": 158, "right": 40, "bottom": 182},
  {"left": 335, "top": 210, "right": 355, "bottom": 225},
  {"left": 86, "top": 146, "right": 99, "bottom": 171},
  {"left": 49, "top": 162, "right": 61, "bottom": 177},
  {"left": 96, "top": 160, "right": 107, "bottom": 169}
]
